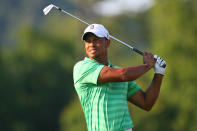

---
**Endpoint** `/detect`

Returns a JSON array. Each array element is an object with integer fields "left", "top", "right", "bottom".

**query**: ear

[{"left": 106, "top": 39, "right": 110, "bottom": 48}]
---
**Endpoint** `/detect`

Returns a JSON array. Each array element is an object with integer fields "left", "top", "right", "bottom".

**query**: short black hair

[{"left": 83, "top": 32, "right": 97, "bottom": 41}]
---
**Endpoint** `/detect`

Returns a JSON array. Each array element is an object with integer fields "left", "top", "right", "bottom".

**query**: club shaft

[
  {"left": 54, "top": 6, "right": 143, "bottom": 55},
  {"left": 109, "top": 35, "right": 143, "bottom": 55},
  {"left": 60, "top": 9, "right": 90, "bottom": 26}
]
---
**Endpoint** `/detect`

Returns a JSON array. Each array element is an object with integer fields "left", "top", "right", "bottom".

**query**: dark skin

[{"left": 84, "top": 33, "right": 163, "bottom": 111}]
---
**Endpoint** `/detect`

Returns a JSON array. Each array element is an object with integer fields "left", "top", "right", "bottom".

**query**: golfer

[{"left": 73, "top": 24, "right": 166, "bottom": 131}]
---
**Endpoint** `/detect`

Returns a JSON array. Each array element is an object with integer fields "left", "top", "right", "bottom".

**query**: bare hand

[{"left": 143, "top": 52, "right": 156, "bottom": 68}]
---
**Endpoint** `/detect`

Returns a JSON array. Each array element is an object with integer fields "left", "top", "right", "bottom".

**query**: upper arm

[{"left": 98, "top": 66, "right": 125, "bottom": 83}]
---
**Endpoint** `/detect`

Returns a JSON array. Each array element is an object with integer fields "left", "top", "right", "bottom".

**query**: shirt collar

[{"left": 84, "top": 57, "right": 112, "bottom": 67}]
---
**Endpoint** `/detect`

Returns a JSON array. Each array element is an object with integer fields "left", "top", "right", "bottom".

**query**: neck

[{"left": 89, "top": 54, "right": 108, "bottom": 66}]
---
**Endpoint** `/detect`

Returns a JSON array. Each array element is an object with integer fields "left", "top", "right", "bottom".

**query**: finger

[
  {"left": 160, "top": 60, "right": 166, "bottom": 67},
  {"left": 150, "top": 53, "right": 154, "bottom": 59},
  {"left": 143, "top": 51, "right": 148, "bottom": 56},
  {"left": 159, "top": 59, "right": 163, "bottom": 66},
  {"left": 146, "top": 52, "right": 152, "bottom": 56},
  {"left": 146, "top": 52, "right": 152, "bottom": 59}
]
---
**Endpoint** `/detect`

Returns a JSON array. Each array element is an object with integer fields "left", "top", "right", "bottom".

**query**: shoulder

[
  {"left": 74, "top": 58, "right": 99, "bottom": 72},
  {"left": 73, "top": 57, "right": 105, "bottom": 78},
  {"left": 73, "top": 60, "right": 87, "bottom": 77},
  {"left": 73, "top": 60, "right": 84, "bottom": 71},
  {"left": 73, "top": 58, "right": 105, "bottom": 85}
]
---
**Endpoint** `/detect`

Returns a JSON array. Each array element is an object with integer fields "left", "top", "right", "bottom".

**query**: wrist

[
  {"left": 144, "top": 63, "right": 153, "bottom": 70},
  {"left": 154, "top": 68, "right": 165, "bottom": 75},
  {"left": 154, "top": 72, "right": 164, "bottom": 76}
]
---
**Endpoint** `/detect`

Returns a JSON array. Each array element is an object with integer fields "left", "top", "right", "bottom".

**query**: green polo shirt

[{"left": 73, "top": 57, "right": 141, "bottom": 131}]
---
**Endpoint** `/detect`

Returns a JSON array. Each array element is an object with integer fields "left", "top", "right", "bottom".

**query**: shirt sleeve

[
  {"left": 127, "top": 81, "right": 141, "bottom": 99},
  {"left": 73, "top": 61, "right": 105, "bottom": 85}
]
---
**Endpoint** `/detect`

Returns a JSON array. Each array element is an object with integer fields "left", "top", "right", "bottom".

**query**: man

[{"left": 73, "top": 24, "right": 166, "bottom": 131}]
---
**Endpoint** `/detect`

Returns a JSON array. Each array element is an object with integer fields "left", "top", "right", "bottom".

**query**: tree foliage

[
  {"left": 0, "top": 21, "right": 76, "bottom": 131},
  {"left": 132, "top": 0, "right": 197, "bottom": 131}
]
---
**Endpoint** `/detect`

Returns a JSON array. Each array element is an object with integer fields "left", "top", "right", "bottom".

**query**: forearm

[
  {"left": 144, "top": 74, "right": 163, "bottom": 110},
  {"left": 127, "top": 54, "right": 166, "bottom": 111},
  {"left": 121, "top": 64, "right": 152, "bottom": 81}
]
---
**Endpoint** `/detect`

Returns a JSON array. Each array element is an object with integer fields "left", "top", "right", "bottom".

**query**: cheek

[
  {"left": 84, "top": 44, "right": 88, "bottom": 52},
  {"left": 86, "top": 48, "right": 89, "bottom": 54},
  {"left": 96, "top": 41, "right": 105, "bottom": 48},
  {"left": 85, "top": 43, "right": 88, "bottom": 49}
]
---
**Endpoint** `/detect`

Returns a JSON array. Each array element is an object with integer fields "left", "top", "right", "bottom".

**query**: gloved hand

[{"left": 154, "top": 55, "right": 166, "bottom": 75}]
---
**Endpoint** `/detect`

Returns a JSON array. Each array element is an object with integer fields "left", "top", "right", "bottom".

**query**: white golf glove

[{"left": 154, "top": 55, "right": 166, "bottom": 75}]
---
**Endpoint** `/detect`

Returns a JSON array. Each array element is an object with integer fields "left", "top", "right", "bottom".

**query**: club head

[{"left": 43, "top": 4, "right": 55, "bottom": 15}]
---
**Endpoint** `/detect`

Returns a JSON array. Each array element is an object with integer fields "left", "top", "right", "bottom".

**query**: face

[{"left": 84, "top": 33, "right": 110, "bottom": 60}]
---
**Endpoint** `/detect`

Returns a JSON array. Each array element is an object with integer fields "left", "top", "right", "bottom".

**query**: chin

[
  {"left": 88, "top": 53, "right": 95, "bottom": 57},
  {"left": 88, "top": 54, "right": 99, "bottom": 59},
  {"left": 93, "top": 55, "right": 101, "bottom": 60}
]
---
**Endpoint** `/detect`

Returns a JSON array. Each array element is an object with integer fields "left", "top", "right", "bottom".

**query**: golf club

[{"left": 43, "top": 4, "right": 166, "bottom": 68}]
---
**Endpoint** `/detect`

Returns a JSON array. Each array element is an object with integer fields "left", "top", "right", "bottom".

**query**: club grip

[
  {"left": 133, "top": 48, "right": 166, "bottom": 68},
  {"left": 133, "top": 48, "right": 143, "bottom": 55}
]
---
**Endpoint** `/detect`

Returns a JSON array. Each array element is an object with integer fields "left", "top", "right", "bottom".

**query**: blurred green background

[{"left": 0, "top": 0, "right": 197, "bottom": 131}]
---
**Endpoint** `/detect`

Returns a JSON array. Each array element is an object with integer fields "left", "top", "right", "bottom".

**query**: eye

[
  {"left": 94, "top": 38, "right": 100, "bottom": 42},
  {"left": 85, "top": 39, "right": 91, "bottom": 43}
]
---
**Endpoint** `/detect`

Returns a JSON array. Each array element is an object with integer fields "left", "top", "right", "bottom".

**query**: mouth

[{"left": 89, "top": 49, "right": 97, "bottom": 54}]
